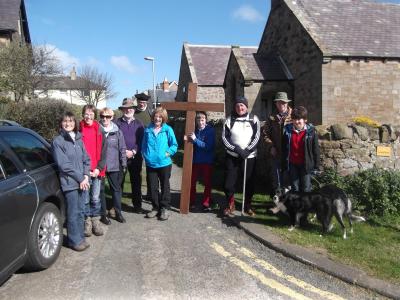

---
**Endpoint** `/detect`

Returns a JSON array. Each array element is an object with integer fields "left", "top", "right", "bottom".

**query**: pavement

[{"left": 170, "top": 163, "right": 400, "bottom": 300}]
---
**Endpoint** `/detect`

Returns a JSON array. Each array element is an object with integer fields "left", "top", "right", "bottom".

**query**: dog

[{"left": 270, "top": 185, "right": 365, "bottom": 239}]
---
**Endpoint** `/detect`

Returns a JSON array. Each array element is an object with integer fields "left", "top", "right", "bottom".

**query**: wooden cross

[{"left": 161, "top": 83, "right": 224, "bottom": 214}]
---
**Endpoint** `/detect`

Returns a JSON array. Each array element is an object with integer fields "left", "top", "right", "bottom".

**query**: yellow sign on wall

[{"left": 376, "top": 146, "right": 391, "bottom": 157}]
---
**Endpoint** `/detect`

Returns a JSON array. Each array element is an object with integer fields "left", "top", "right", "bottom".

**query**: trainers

[
  {"left": 146, "top": 210, "right": 158, "bottom": 218},
  {"left": 202, "top": 205, "right": 211, "bottom": 212},
  {"left": 84, "top": 217, "right": 92, "bottom": 237},
  {"left": 91, "top": 217, "right": 104, "bottom": 236},
  {"left": 244, "top": 209, "right": 256, "bottom": 217},
  {"left": 100, "top": 215, "right": 111, "bottom": 225},
  {"left": 159, "top": 208, "right": 169, "bottom": 221},
  {"left": 71, "top": 240, "right": 90, "bottom": 252},
  {"left": 115, "top": 212, "right": 126, "bottom": 223}
]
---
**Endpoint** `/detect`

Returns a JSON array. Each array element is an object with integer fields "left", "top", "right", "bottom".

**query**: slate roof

[
  {"left": 234, "top": 47, "right": 292, "bottom": 81},
  {"left": 286, "top": 0, "right": 400, "bottom": 57},
  {"left": 148, "top": 89, "right": 177, "bottom": 103},
  {"left": 0, "top": 0, "right": 21, "bottom": 31}
]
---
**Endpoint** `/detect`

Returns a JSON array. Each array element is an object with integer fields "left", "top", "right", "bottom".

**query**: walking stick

[{"left": 241, "top": 158, "right": 248, "bottom": 216}]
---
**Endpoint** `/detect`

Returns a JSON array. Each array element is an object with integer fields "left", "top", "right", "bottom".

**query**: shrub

[
  {"left": 0, "top": 98, "right": 82, "bottom": 141},
  {"left": 315, "top": 168, "right": 400, "bottom": 217},
  {"left": 352, "top": 116, "right": 380, "bottom": 128}
]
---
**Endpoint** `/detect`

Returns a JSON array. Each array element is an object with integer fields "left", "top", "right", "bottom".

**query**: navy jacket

[
  {"left": 192, "top": 124, "right": 215, "bottom": 164},
  {"left": 282, "top": 123, "right": 320, "bottom": 173},
  {"left": 52, "top": 130, "right": 91, "bottom": 192}
]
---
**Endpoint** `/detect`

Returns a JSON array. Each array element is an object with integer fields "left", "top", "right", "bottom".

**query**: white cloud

[
  {"left": 110, "top": 56, "right": 136, "bottom": 74},
  {"left": 233, "top": 5, "right": 264, "bottom": 23},
  {"left": 38, "top": 44, "right": 80, "bottom": 71},
  {"left": 86, "top": 56, "right": 103, "bottom": 67}
]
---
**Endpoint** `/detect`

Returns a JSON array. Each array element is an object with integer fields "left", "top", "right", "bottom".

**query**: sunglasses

[{"left": 100, "top": 115, "right": 112, "bottom": 119}]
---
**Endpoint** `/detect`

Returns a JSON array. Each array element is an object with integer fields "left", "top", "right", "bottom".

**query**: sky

[{"left": 25, "top": 0, "right": 270, "bottom": 109}]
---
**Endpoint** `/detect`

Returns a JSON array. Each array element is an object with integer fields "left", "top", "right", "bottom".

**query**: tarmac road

[{"left": 0, "top": 164, "right": 388, "bottom": 299}]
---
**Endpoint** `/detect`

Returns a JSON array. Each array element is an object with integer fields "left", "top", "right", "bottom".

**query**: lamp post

[{"left": 144, "top": 56, "right": 157, "bottom": 109}]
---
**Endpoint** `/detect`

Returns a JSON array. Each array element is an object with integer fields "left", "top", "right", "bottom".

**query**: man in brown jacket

[{"left": 262, "top": 92, "right": 292, "bottom": 196}]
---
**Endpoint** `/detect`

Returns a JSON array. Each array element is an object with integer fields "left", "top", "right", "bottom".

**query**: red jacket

[{"left": 79, "top": 120, "right": 107, "bottom": 177}]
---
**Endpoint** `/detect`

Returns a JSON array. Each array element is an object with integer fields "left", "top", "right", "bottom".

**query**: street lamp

[{"left": 144, "top": 56, "right": 157, "bottom": 109}]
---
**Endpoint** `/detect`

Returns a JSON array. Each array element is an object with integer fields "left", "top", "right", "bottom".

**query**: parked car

[{"left": 0, "top": 124, "right": 65, "bottom": 285}]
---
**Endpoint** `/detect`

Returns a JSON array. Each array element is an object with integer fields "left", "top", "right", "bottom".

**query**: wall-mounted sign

[{"left": 376, "top": 146, "right": 391, "bottom": 157}]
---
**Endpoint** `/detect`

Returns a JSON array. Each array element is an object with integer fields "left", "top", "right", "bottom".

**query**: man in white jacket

[{"left": 222, "top": 96, "right": 260, "bottom": 217}]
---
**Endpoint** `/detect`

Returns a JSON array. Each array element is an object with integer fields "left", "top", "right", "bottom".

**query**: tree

[
  {"left": 0, "top": 42, "right": 62, "bottom": 102},
  {"left": 72, "top": 65, "right": 117, "bottom": 107}
]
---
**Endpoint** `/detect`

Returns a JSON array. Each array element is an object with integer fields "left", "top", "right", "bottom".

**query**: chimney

[
  {"left": 70, "top": 66, "right": 77, "bottom": 80},
  {"left": 162, "top": 77, "right": 169, "bottom": 92}
]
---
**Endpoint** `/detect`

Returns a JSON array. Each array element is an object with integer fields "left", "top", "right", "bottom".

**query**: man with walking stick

[{"left": 222, "top": 96, "right": 260, "bottom": 217}]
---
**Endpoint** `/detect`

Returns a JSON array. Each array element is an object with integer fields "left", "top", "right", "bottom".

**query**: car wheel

[{"left": 24, "top": 202, "right": 62, "bottom": 271}]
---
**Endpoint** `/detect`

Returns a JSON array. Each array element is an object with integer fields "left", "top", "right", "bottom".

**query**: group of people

[
  {"left": 51, "top": 90, "right": 319, "bottom": 252},
  {"left": 52, "top": 93, "right": 177, "bottom": 252}
]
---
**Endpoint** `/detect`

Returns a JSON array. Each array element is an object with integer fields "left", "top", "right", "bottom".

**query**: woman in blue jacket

[
  {"left": 52, "top": 112, "right": 91, "bottom": 252},
  {"left": 142, "top": 107, "right": 178, "bottom": 221}
]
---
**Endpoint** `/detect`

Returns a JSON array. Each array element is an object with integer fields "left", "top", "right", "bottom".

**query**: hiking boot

[
  {"left": 71, "top": 240, "right": 90, "bottom": 252},
  {"left": 115, "top": 212, "right": 126, "bottom": 223},
  {"left": 108, "top": 207, "right": 116, "bottom": 218},
  {"left": 84, "top": 217, "right": 92, "bottom": 237},
  {"left": 91, "top": 217, "right": 104, "bottom": 236},
  {"left": 146, "top": 210, "right": 158, "bottom": 218},
  {"left": 100, "top": 215, "right": 111, "bottom": 225},
  {"left": 202, "top": 205, "right": 211, "bottom": 212},
  {"left": 159, "top": 208, "right": 169, "bottom": 221}
]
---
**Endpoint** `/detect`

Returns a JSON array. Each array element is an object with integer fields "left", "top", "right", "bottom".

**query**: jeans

[
  {"left": 147, "top": 164, "right": 172, "bottom": 211},
  {"left": 289, "top": 163, "right": 311, "bottom": 192},
  {"left": 84, "top": 176, "right": 101, "bottom": 217},
  {"left": 64, "top": 189, "right": 85, "bottom": 247}
]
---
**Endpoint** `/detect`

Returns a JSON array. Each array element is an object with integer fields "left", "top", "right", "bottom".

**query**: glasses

[{"left": 100, "top": 115, "right": 112, "bottom": 119}]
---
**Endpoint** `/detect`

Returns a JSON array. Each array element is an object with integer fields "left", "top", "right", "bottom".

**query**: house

[
  {"left": 34, "top": 68, "right": 107, "bottom": 108},
  {"left": 0, "top": 0, "right": 30, "bottom": 46},
  {"left": 253, "top": 0, "right": 400, "bottom": 125},
  {"left": 176, "top": 43, "right": 233, "bottom": 119},
  {"left": 224, "top": 46, "right": 293, "bottom": 120}
]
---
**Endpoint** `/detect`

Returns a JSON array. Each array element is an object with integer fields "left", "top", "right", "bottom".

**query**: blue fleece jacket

[
  {"left": 192, "top": 124, "right": 215, "bottom": 164},
  {"left": 142, "top": 123, "right": 178, "bottom": 168}
]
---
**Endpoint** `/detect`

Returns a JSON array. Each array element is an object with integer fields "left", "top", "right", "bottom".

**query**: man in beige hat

[
  {"left": 115, "top": 97, "right": 145, "bottom": 213},
  {"left": 262, "top": 92, "right": 292, "bottom": 198}
]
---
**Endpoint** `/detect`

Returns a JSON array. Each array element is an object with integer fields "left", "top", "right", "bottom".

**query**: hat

[
  {"left": 274, "top": 92, "right": 291, "bottom": 103},
  {"left": 234, "top": 96, "right": 248, "bottom": 108},
  {"left": 119, "top": 98, "right": 137, "bottom": 109},
  {"left": 135, "top": 92, "right": 150, "bottom": 102}
]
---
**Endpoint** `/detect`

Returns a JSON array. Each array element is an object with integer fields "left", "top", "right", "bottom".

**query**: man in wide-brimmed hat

[
  {"left": 115, "top": 97, "right": 145, "bottom": 213},
  {"left": 262, "top": 91, "right": 292, "bottom": 198}
]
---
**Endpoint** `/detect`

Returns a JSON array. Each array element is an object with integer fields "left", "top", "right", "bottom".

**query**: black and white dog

[{"left": 270, "top": 185, "right": 365, "bottom": 239}]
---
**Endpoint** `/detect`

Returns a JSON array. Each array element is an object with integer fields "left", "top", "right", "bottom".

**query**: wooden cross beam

[{"left": 161, "top": 83, "right": 224, "bottom": 214}]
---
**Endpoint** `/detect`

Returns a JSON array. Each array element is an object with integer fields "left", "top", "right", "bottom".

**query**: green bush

[
  {"left": 0, "top": 98, "right": 82, "bottom": 141},
  {"left": 315, "top": 168, "right": 400, "bottom": 217}
]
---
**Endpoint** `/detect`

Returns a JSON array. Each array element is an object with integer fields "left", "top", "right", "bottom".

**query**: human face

[
  {"left": 100, "top": 113, "right": 113, "bottom": 127},
  {"left": 275, "top": 101, "right": 288, "bottom": 114},
  {"left": 153, "top": 113, "right": 163, "bottom": 128},
  {"left": 83, "top": 109, "right": 95, "bottom": 125},
  {"left": 293, "top": 118, "right": 306, "bottom": 131},
  {"left": 123, "top": 107, "right": 135, "bottom": 119},
  {"left": 62, "top": 116, "right": 75, "bottom": 132},
  {"left": 196, "top": 114, "right": 206, "bottom": 130},
  {"left": 235, "top": 103, "right": 248, "bottom": 116},
  {"left": 137, "top": 101, "right": 147, "bottom": 111}
]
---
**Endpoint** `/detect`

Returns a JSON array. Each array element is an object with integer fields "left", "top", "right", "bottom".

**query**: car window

[
  {"left": 1, "top": 132, "right": 54, "bottom": 171},
  {"left": 0, "top": 145, "right": 19, "bottom": 179}
]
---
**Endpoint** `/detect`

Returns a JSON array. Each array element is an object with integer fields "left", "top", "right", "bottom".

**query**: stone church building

[{"left": 227, "top": 0, "right": 400, "bottom": 125}]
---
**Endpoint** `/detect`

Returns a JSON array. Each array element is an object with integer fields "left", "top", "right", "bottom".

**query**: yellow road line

[
  {"left": 211, "top": 243, "right": 313, "bottom": 300},
  {"left": 227, "top": 240, "right": 345, "bottom": 300}
]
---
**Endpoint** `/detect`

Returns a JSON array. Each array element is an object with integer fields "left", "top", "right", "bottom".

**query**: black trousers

[
  {"left": 223, "top": 154, "right": 256, "bottom": 210},
  {"left": 123, "top": 155, "right": 143, "bottom": 208},
  {"left": 147, "top": 164, "right": 172, "bottom": 211},
  {"left": 106, "top": 171, "right": 123, "bottom": 213}
]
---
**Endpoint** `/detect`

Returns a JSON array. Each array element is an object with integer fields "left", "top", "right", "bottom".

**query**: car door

[{"left": 0, "top": 143, "right": 37, "bottom": 272}]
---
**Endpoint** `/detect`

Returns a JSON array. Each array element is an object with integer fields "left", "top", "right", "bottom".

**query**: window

[
  {"left": 0, "top": 145, "right": 19, "bottom": 179},
  {"left": 1, "top": 132, "right": 53, "bottom": 171}
]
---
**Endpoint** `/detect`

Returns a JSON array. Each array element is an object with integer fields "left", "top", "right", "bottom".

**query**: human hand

[
  {"left": 91, "top": 168, "right": 100, "bottom": 177},
  {"left": 235, "top": 146, "right": 250, "bottom": 159},
  {"left": 165, "top": 152, "right": 170, "bottom": 157},
  {"left": 183, "top": 135, "right": 188, "bottom": 141},
  {"left": 80, "top": 175, "right": 90, "bottom": 190},
  {"left": 126, "top": 150, "right": 134, "bottom": 159},
  {"left": 189, "top": 132, "right": 196, "bottom": 141}
]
